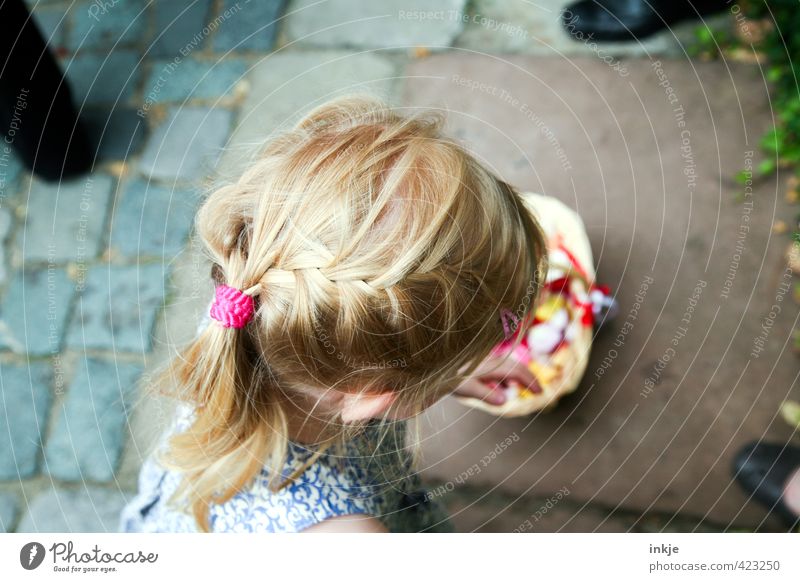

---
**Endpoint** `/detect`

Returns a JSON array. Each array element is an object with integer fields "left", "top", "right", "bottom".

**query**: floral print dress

[{"left": 118, "top": 403, "right": 453, "bottom": 533}]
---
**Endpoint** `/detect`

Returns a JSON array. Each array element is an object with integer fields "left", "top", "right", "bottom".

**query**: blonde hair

[{"left": 156, "top": 95, "right": 547, "bottom": 531}]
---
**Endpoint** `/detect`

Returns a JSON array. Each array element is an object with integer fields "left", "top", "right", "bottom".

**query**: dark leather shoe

[
  {"left": 733, "top": 441, "right": 800, "bottom": 530},
  {"left": 562, "top": 0, "right": 728, "bottom": 42}
]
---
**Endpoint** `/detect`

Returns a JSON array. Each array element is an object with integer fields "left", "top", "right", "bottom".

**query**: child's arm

[{"left": 302, "top": 514, "right": 389, "bottom": 533}]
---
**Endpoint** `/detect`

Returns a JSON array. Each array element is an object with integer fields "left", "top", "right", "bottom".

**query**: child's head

[{"left": 160, "top": 95, "right": 546, "bottom": 529}]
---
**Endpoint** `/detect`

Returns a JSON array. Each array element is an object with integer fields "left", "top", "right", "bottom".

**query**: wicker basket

[{"left": 456, "top": 193, "right": 606, "bottom": 417}]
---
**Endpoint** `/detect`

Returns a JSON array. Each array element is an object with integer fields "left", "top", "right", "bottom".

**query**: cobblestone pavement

[{"left": 0, "top": 0, "right": 784, "bottom": 533}]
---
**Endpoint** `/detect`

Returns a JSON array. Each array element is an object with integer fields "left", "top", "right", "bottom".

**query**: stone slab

[
  {"left": 0, "top": 267, "right": 75, "bottom": 356},
  {"left": 83, "top": 107, "right": 147, "bottom": 162},
  {"left": 150, "top": 0, "right": 214, "bottom": 57},
  {"left": 109, "top": 179, "right": 199, "bottom": 258},
  {"left": 0, "top": 492, "right": 17, "bottom": 532},
  {"left": 0, "top": 363, "right": 52, "bottom": 479},
  {"left": 0, "top": 207, "right": 12, "bottom": 285},
  {"left": 17, "top": 173, "right": 114, "bottom": 264},
  {"left": 44, "top": 359, "right": 142, "bottom": 482},
  {"left": 63, "top": 50, "right": 142, "bottom": 106},
  {"left": 0, "top": 144, "right": 24, "bottom": 201},
  {"left": 66, "top": 263, "right": 168, "bottom": 353},
  {"left": 405, "top": 54, "right": 794, "bottom": 531},
  {"left": 213, "top": 0, "right": 284, "bottom": 52},
  {"left": 16, "top": 486, "right": 129, "bottom": 533},
  {"left": 142, "top": 57, "right": 247, "bottom": 103},
  {"left": 138, "top": 107, "right": 233, "bottom": 181},
  {"left": 68, "top": 0, "right": 148, "bottom": 51},
  {"left": 116, "top": 239, "right": 211, "bottom": 489}
]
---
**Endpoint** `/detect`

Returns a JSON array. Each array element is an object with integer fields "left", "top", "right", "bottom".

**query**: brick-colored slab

[{"left": 405, "top": 54, "right": 796, "bottom": 530}]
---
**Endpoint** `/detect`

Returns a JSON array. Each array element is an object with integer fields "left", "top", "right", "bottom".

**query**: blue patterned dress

[{"left": 118, "top": 402, "right": 453, "bottom": 533}]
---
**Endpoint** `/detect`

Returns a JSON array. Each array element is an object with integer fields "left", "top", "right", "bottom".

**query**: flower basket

[{"left": 457, "top": 193, "right": 615, "bottom": 417}]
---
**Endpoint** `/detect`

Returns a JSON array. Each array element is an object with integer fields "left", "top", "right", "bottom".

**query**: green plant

[{"left": 743, "top": 1, "right": 800, "bottom": 176}]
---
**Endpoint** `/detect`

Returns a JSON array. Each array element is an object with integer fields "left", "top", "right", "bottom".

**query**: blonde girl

[{"left": 119, "top": 95, "right": 546, "bottom": 533}]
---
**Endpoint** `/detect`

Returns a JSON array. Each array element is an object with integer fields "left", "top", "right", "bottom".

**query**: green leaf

[
  {"left": 758, "top": 158, "right": 776, "bottom": 174},
  {"left": 735, "top": 169, "right": 751, "bottom": 184},
  {"left": 760, "top": 128, "right": 781, "bottom": 154}
]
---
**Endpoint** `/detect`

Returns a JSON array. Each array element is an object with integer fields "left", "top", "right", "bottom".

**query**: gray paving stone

[
  {"left": 33, "top": 7, "right": 67, "bottom": 49},
  {"left": 68, "top": 0, "right": 148, "bottom": 51},
  {"left": 45, "top": 359, "right": 142, "bottom": 482},
  {"left": 66, "top": 263, "right": 167, "bottom": 353},
  {"left": 0, "top": 492, "right": 17, "bottom": 532},
  {"left": 151, "top": 0, "right": 213, "bottom": 57},
  {"left": 142, "top": 57, "right": 247, "bottom": 103},
  {"left": 17, "top": 174, "right": 114, "bottom": 263},
  {"left": 0, "top": 268, "right": 75, "bottom": 356},
  {"left": 220, "top": 51, "right": 396, "bottom": 174},
  {"left": 110, "top": 179, "right": 199, "bottom": 257},
  {"left": 0, "top": 363, "right": 52, "bottom": 480},
  {"left": 213, "top": 0, "right": 284, "bottom": 52},
  {"left": 138, "top": 107, "right": 233, "bottom": 181},
  {"left": 0, "top": 207, "right": 12, "bottom": 286},
  {"left": 83, "top": 107, "right": 147, "bottom": 162},
  {"left": 0, "top": 143, "right": 24, "bottom": 201},
  {"left": 63, "top": 50, "right": 142, "bottom": 105},
  {"left": 17, "top": 486, "right": 129, "bottom": 533},
  {"left": 284, "top": 0, "right": 467, "bottom": 49}
]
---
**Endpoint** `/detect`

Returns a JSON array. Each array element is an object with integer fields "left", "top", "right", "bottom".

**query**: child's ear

[{"left": 340, "top": 391, "right": 397, "bottom": 423}]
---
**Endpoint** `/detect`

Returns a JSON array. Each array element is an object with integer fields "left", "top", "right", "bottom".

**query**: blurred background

[{"left": 1, "top": 0, "right": 799, "bottom": 533}]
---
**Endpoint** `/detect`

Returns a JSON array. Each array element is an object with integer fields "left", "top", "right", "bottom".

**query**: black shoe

[
  {"left": 732, "top": 441, "right": 800, "bottom": 530},
  {"left": 562, "top": 0, "right": 729, "bottom": 42},
  {"left": 0, "top": 0, "right": 93, "bottom": 181}
]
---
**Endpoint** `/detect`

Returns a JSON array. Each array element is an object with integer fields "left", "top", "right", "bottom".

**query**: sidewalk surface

[{"left": 0, "top": 0, "right": 794, "bottom": 533}]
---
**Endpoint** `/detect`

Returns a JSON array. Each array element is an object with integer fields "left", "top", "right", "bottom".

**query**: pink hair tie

[{"left": 209, "top": 284, "right": 257, "bottom": 329}]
